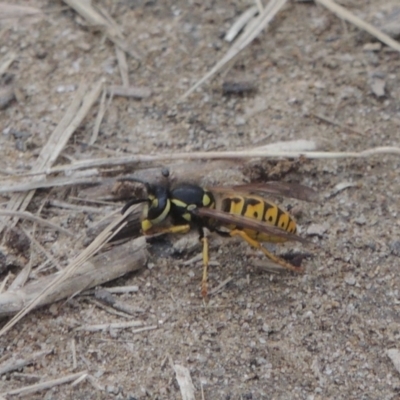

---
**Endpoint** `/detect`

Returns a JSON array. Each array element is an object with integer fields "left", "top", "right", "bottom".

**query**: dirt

[{"left": 1, "top": 0, "right": 400, "bottom": 399}]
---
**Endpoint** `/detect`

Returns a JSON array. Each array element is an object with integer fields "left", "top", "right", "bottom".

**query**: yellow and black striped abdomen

[{"left": 220, "top": 195, "right": 297, "bottom": 243}]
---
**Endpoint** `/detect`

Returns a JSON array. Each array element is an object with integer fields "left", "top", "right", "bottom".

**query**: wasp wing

[
  {"left": 192, "top": 207, "right": 311, "bottom": 245},
  {"left": 210, "top": 181, "right": 318, "bottom": 202}
]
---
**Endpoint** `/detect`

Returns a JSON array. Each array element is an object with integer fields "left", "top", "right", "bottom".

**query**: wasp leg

[
  {"left": 147, "top": 224, "right": 190, "bottom": 235},
  {"left": 201, "top": 235, "right": 209, "bottom": 299},
  {"left": 229, "top": 229, "right": 304, "bottom": 273}
]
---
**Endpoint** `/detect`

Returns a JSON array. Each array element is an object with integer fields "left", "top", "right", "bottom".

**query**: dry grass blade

[
  {"left": 0, "top": 51, "right": 16, "bottom": 75},
  {"left": 116, "top": 47, "right": 130, "bottom": 87},
  {"left": 0, "top": 349, "right": 52, "bottom": 376},
  {"left": 47, "top": 199, "right": 105, "bottom": 214},
  {"left": 224, "top": 5, "right": 258, "bottom": 42},
  {"left": 48, "top": 80, "right": 103, "bottom": 165},
  {"left": 0, "top": 80, "right": 102, "bottom": 234},
  {"left": 77, "top": 320, "right": 143, "bottom": 332},
  {"left": 63, "top": 0, "right": 141, "bottom": 60},
  {"left": 0, "top": 3, "right": 43, "bottom": 19},
  {"left": 108, "top": 85, "right": 152, "bottom": 99},
  {"left": 309, "top": 112, "right": 364, "bottom": 136},
  {"left": 0, "top": 205, "right": 143, "bottom": 335},
  {"left": 0, "top": 371, "right": 87, "bottom": 396},
  {"left": 315, "top": 0, "right": 400, "bottom": 52},
  {"left": 0, "top": 210, "right": 73, "bottom": 237},
  {"left": 89, "top": 87, "right": 107, "bottom": 145},
  {"left": 0, "top": 175, "right": 104, "bottom": 193},
  {"left": 181, "top": 0, "right": 287, "bottom": 99},
  {"left": 40, "top": 145, "right": 400, "bottom": 175}
]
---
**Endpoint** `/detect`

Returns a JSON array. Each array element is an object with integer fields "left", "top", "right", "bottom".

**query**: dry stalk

[
  {"left": 0, "top": 349, "right": 53, "bottom": 376},
  {"left": 39, "top": 145, "right": 400, "bottom": 174},
  {"left": 0, "top": 175, "right": 104, "bottom": 194},
  {"left": 0, "top": 236, "right": 146, "bottom": 319},
  {"left": 224, "top": 6, "right": 259, "bottom": 42},
  {"left": 0, "top": 4, "right": 42, "bottom": 19},
  {"left": 0, "top": 206, "right": 146, "bottom": 333},
  {"left": 182, "top": 0, "right": 400, "bottom": 98},
  {"left": 63, "top": 0, "right": 140, "bottom": 60},
  {"left": 76, "top": 320, "right": 143, "bottom": 332},
  {"left": 0, "top": 80, "right": 103, "bottom": 235},
  {"left": 116, "top": 47, "right": 130, "bottom": 87},
  {"left": 90, "top": 86, "right": 107, "bottom": 145},
  {"left": 173, "top": 364, "right": 196, "bottom": 400},
  {"left": 89, "top": 299, "right": 136, "bottom": 319},
  {"left": 107, "top": 85, "right": 152, "bottom": 99},
  {"left": 0, "top": 51, "right": 17, "bottom": 75},
  {"left": 0, "top": 371, "right": 88, "bottom": 396},
  {"left": 0, "top": 210, "right": 73, "bottom": 237},
  {"left": 181, "top": 0, "right": 287, "bottom": 99},
  {"left": 315, "top": 0, "right": 400, "bottom": 52}
]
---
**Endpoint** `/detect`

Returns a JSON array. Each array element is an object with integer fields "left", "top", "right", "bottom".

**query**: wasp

[{"left": 121, "top": 173, "right": 315, "bottom": 298}]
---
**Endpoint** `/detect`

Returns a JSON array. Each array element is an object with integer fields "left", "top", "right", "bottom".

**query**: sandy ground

[{"left": 1, "top": 0, "right": 400, "bottom": 399}]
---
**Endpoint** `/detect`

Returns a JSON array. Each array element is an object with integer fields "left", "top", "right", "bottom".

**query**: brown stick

[
  {"left": 0, "top": 237, "right": 147, "bottom": 318},
  {"left": 0, "top": 349, "right": 53, "bottom": 376},
  {"left": 1, "top": 371, "right": 87, "bottom": 396}
]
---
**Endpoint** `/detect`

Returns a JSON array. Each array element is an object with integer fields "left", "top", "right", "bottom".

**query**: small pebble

[
  {"left": 235, "top": 116, "right": 246, "bottom": 126},
  {"left": 56, "top": 84, "right": 76, "bottom": 93},
  {"left": 354, "top": 215, "right": 367, "bottom": 225},
  {"left": 390, "top": 241, "right": 400, "bottom": 257},
  {"left": 363, "top": 42, "right": 382, "bottom": 52},
  {"left": 106, "top": 385, "right": 119, "bottom": 395},
  {"left": 344, "top": 273, "right": 356, "bottom": 286},
  {"left": 387, "top": 349, "right": 400, "bottom": 374},
  {"left": 370, "top": 78, "right": 386, "bottom": 97},
  {"left": 306, "top": 223, "right": 329, "bottom": 237}
]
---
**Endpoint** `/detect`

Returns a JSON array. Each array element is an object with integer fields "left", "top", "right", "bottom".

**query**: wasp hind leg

[
  {"left": 198, "top": 227, "right": 210, "bottom": 299},
  {"left": 229, "top": 229, "right": 304, "bottom": 273}
]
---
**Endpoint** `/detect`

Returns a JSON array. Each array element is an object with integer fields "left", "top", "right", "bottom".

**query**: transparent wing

[
  {"left": 211, "top": 181, "right": 318, "bottom": 202},
  {"left": 193, "top": 207, "right": 311, "bottom": 244}
]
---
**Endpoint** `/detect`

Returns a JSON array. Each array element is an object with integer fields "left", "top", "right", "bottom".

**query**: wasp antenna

[{"left": 121, "top": 198, "right": 148, "bottom": 215}]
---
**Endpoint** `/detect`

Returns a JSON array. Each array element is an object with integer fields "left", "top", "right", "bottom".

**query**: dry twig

[
  {"left": 0, "top": 175, "right": 104, "bottom": 194},
  {"left": 315, "top": 0, "right": 400, "bottom": 53},
  {"left": 107, "top": 85, "right": 152, "bottom": 99},
  {"left": 63, "top": 0, "right": 140, "bottom": 59},
  {"left": 224, "top": 6, "right": 259, "bottom": 42},
  {"left": 90, "top": 87, "right": 107, "bottom": 145},
  {"left": 181, "top": 0, "right": 287, "bottom": 99},
  {"left": 0, "top": 236, "right": 146, "bottom": 318},
  {"left": 95, "top": 288, "right": 144, "bottom": 315},
  {"left": 309, "top": 112, "right": 364, "bottom": 136},
  {"left": 173, "top": 365, "right": 196, "bottom": 400},
  {"left": 1, "top": 371, "right": 87, "bottom": 397},
  {"left": 76, "top": 320, "right": 143, "bottom": 332},
  {"left": 0, "top": 80, "right": 103, "bottom": 234},
  {"left": 90, "top": 299, "right": 136, "bottom": 319},
  {"left": 38, "top": 145, "right": 400, "bottom": 175},
  {"left": 0, "top": 51, "right": 16, "bottom": 75},
  {"left": 0, "top": 210, "right": 73, "bottom": 237},
  {"left": 0, "top": 349, "right": 52, "bottom": 376}
]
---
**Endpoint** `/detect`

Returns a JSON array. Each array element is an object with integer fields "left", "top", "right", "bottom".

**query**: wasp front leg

[{"left": 143, "top": 224, "right": 191, "bottom": 236}]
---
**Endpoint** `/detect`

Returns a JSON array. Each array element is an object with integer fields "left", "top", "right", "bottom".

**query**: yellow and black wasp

[{"left": 121, "top": 172, "right": 316, "bottom": 298}]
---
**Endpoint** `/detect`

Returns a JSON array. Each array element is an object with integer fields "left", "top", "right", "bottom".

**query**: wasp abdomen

[{"left": 221, "top": 195, "right": 297, "bottom": 241}]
